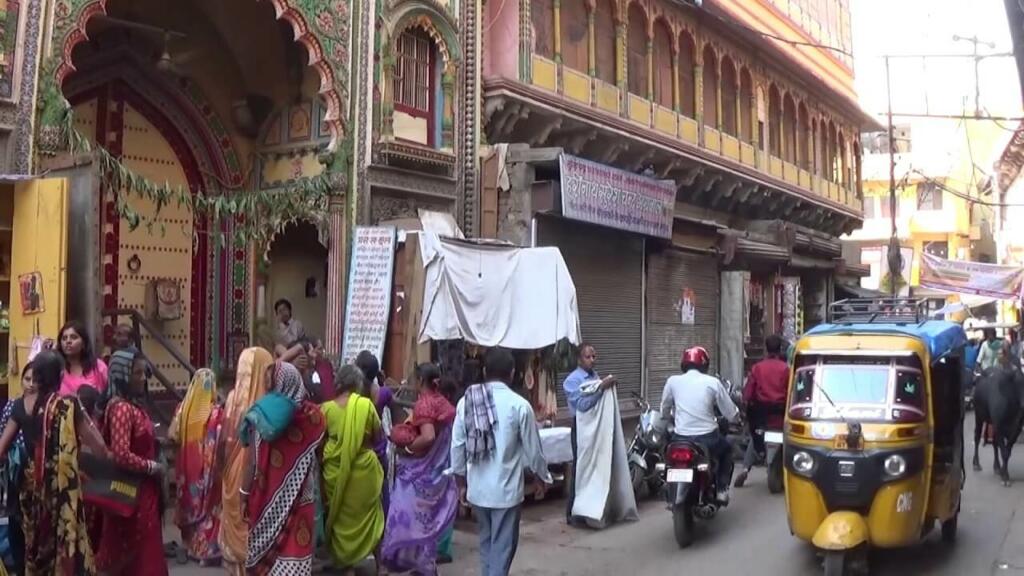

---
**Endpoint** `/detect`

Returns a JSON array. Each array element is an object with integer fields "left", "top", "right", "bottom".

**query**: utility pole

[
  {"left": 953, "top": 34, "right": 997, "bottom": 116},
  {"left": 885, "top": 56, "right": 900, "bottom": 298}
]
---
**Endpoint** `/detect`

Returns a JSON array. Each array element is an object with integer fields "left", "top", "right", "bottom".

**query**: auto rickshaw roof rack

[{"left": 829, "top": 298, "right": 929, "bottom": 325}]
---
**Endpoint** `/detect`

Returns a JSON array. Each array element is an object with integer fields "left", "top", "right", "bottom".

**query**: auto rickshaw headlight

[
  {"left": 884, "top": 454, "right": 907, "bottom": 477},
  {"left": 792, "top": 451, "right": 815, "bottom": 476}
]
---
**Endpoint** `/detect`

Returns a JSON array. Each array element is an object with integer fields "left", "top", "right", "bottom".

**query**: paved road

[{"left": 170, "top": 416, "right": 1024, "bottom": 575}]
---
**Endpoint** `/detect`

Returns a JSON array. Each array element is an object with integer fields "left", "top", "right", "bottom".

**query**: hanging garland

[{"left": 68, "top": 123, "right": 333, "bottom": 252}]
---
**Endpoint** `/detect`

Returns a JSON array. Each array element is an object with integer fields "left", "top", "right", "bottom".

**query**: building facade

[
  {"left": 0, "top": 0, "right": 479, "bottom": 390},
  {"left": 479, "top": 0, "right": 870, "bottom": 398},
  {"left": 844, "top": 121, "right": 998, "bottom": 317}
]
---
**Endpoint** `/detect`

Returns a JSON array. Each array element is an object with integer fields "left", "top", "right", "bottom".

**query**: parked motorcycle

[
  {"left": 627, "top": 391, "right": 669, "bottom": 499},
  {"left": 663, "top": 438, "right": 724, "bottom": 548}
]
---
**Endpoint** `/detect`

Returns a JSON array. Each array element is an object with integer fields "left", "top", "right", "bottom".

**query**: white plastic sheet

[{"left": 418, "top": 233, "right": 581, "bottom": 348}]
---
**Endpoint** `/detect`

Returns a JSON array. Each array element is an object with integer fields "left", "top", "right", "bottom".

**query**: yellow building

[{"left": 844, "top": 119, "right": 999, "bottom": 315}]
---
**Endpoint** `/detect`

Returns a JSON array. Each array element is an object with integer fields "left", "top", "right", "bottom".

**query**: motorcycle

[
  {"left": 663, "top": 438, "right": 724, "bottom": 548},
  {"left": 627, "top": 391, "right": 669, "bottom": 499},
  {"left": 758, "top": 425, "right": 785, "bottom": 494}
]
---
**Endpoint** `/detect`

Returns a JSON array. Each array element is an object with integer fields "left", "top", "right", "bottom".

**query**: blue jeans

[
  {"left": 673, "top": 430, "right": 734, "bottom": 491},
  {"left": 474, "top": 505, "right": 522, "bottom": 576}
]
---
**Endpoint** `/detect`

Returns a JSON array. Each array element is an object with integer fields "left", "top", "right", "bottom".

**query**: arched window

[
  {"left": 594, "top": 0, "right": 616, "bottom": 84},
  {"left": 561, "top": 0, "right": 589, "bottom": 72},
  {"left": 739, "top": 68, "right": 753, "bottom": 142},
  {"left": 798, "top": 103, "right": 810, "bottom": 170},
  {"left": 838, "top": 132, "right": 848, "bottom": 186},
  {"left": 828, "top": 121, "right": 838, "bottom": 182},
  {"left": 811, "top": 119, "right": 820, "bottom": 175},
  {"left": 720, "top": 56, "right": 738, "bottom": 136},
  {"left": 782, "top": 94, "right": 797, "bottom": 163},
  {"left": 532, "top": 0, "right": 555, "bottom": 59},
  {"left": 627, "top": 4, "right": 648, "bottom": 96},
  {"left": 653, "top": 20, "right": 673, "bottom": 108},
  {"left": 678, "top": 31, "right": 696, "bottom": 118},
  {"left": 854, "top": 142, "right": 863, "bottom": 199},
  {"left": 702, "top": 45, "right": 718, "bottom": 128},
  {"left": 768, "top": 85, "right": 781, "bottom": 156},
  {"left": 394, "top": 27, "right": 439, "bottom": 147}
]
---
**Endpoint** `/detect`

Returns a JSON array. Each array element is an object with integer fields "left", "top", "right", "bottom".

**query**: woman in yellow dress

[
  {"left": 321, "top": 364, "right": 385, "bottom": 573},
  {"left": 217, "top": 347, "right": 273, "bottom": 574}
]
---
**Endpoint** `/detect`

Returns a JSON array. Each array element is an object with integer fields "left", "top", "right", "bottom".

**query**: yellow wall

[{"left": 393, "top": 110, "right": 429, "bottom": 145}]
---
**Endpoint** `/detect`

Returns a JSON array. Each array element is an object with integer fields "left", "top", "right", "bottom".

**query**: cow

[{"left": 972, "top": 344, "right": 1024, "bottom": 487}]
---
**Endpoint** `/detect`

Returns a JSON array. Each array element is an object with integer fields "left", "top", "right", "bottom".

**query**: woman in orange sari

[
  {"left": 170, "top": 368, "right": 224, "bottom": 565},
  {"left": 219, "top": 347, "right": 273, "bottom": 574}
]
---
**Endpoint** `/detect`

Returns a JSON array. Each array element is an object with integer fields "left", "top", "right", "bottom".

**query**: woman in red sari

[
  {"left": 96, "top": 347, "right": 168, "bottom": 576},
  {"left": 239, "top": 361, "right": 326, "bottom": 574}
]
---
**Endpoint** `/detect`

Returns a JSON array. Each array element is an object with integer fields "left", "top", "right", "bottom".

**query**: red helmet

[{"left": 681, "top": 346, "right": 710, "bottom": 371}]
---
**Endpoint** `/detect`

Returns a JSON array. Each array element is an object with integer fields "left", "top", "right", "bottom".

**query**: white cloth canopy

[{"left": 418, "top": 232, "right": 581, "bottom": 348}]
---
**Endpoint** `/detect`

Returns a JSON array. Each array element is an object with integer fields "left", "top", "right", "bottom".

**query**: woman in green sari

[{"left": 321, "top": 364, "right": 385, "bottom": 573}]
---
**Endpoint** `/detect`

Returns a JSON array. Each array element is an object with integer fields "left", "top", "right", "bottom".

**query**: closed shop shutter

[
  {"left": 646, "top": 248, "right": 720, "bottom": 403},
  {"left": 536, "top": 217, "right": 644, "bottom": 408}
]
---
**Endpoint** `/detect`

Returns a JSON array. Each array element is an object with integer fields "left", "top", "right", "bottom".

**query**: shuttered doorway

[
  {"left": 646, "top": 247, "right": 720, "bottom": 404},
  {"left": 536, "top": 216, "right": 644, "bottom": 409}
]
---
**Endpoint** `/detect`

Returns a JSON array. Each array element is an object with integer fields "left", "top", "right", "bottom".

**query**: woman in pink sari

[{"left": 170, "top": 368, "right": 224, "bottom": 565}]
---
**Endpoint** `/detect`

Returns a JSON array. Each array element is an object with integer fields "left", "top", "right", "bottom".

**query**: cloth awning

[
  {"left": 789, "top": 253, "right": 837, "bottom": 270},
  {"left": 836, "top": 283, "right": 884, "bottom": 299},
  {"left": 419, "top": 232, "right": 581, "bottom": 348}
]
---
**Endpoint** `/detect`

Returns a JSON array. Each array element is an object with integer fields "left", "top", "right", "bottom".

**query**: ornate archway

[{"left": 38, "top": 0, "right": 350, "bottom": 154}]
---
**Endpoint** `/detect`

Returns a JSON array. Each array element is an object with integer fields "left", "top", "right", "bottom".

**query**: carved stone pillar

[{"left": 325, "top": 192, "right": 347, "bottom": 356}]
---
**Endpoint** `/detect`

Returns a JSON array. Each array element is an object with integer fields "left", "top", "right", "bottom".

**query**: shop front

[{"left": 531, "top": 154, "right": 677, "bottom": 406}]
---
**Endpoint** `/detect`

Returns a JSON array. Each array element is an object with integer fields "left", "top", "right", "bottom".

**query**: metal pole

[{"left": 886, "top": 56, "right": 900, "bottom": 298}]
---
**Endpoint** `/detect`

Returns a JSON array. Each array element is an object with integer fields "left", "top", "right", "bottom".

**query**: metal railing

[
  {"left": 829, "top": 298, "right": 929, "bottom": 325},
  {"left": 102, "top": 308, "right": 191, "bottom": 423}
]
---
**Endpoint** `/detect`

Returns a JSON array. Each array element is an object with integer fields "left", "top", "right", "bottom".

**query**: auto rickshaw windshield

[{"left": 790, "top": 355, "right": 927, "bottom": 422}]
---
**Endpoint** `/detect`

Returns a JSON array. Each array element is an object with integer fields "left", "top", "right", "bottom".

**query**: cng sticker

[{"left": 897, "top": 492, "right": 913, "bottom": 513}]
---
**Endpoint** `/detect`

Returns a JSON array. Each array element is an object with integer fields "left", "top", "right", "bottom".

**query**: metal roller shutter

[
  {"left": 536, "top": 217, "right": 644, "bottom": 408},
  {"left": 645, "top": 248, "right": 720, "bottom": 404}
]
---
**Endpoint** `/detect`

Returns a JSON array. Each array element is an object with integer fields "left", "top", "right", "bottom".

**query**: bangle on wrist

[{"left": 239, "top": 487, "right": 250, "bottom": 496}]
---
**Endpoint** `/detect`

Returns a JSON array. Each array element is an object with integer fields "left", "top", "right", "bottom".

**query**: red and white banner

[{"left": 919, "top": 253, "right": 1024, "bottom": 300}]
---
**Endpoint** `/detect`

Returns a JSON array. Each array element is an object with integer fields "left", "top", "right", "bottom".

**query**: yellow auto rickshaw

[{"left": 784, "top": 299, "right": 965, "bottom": 575}]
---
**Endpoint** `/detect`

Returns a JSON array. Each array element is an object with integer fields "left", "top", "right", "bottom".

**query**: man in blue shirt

[
  {"left": 562, "top": 343, "right": 615, "bottom": 525},
  {"left": 450, "top": 348, "right": 552, "bottom": 576}
]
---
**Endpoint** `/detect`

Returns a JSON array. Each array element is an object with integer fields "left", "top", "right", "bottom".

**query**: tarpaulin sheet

[{"left": 419, "top": 233, "right": 581, "bottom": 348}]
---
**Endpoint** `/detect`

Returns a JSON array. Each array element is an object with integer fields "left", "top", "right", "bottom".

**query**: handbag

[{"left": 79, "top": 452, "right": 143, "bottom": 517}]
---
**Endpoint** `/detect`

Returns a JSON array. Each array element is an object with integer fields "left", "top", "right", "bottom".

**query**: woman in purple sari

[
  {"left": 355, "top": 350, "right": 394, "bottom": 515},
  {"left": 381, "top": 363, "right": 458, "bottom": 575}
]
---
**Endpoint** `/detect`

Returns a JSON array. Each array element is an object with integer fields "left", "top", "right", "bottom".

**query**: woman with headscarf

[
  {"left": 0, "top": 351, "right": 107, "bottom": 575},
  {"left": 381, "top": 363, "right": 458, "bottom": 575},
  {"left": 218, "top": 347, "right": 273, "bottom": 574},
  {"left": 236, "top": 362, "right": 325, "bottom": 573},
  {"left": 95, "top": 347, "right": 167, "bottom": 576},
  {"left": 322, "top": 364, "right": 385, "bottom": 573},
  {"left": 169, "top": 368, "right": 224, "bottom": 565},
  {"left": 354, "top": 350, "right": 394, "bottom": 515}
]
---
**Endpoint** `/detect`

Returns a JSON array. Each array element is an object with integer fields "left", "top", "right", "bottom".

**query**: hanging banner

[
  {"left": 919, "top": 253, "right": 1024, "bottom": 300},
  {"left": 559, "top": 154, "right": 675, "bottom": 238},
  {"left": 341, "top": 226, "right": 397, "bottom": 365}
]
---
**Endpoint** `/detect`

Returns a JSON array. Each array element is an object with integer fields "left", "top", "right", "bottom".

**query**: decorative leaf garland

[{"left": 79, "top": 127, "right": 332, "bottom": 251}]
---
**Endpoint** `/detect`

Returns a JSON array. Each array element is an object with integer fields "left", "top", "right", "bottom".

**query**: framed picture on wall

[{"left": 18, "top": 271, "right": 43, "bottom": 315}]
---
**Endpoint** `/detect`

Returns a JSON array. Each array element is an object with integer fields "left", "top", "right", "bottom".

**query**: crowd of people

[{"left": 0, "top": 310, "right": 482, "bottom": 576}]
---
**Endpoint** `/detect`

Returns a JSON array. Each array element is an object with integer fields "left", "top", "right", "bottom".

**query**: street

[{"left": 169, "top": 415, "right": 1024, "bottom": 576}]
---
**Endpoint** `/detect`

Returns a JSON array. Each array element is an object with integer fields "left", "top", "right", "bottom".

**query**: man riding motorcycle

[
  {"left": 734, "top": 334, "right": 789, "bottom": 488},
  {"left": 660, "top": 346, "right": 740, "bottom": 503}
]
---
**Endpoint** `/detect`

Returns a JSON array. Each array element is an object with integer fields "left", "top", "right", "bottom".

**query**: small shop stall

[{"left": 379, "top": 227, "right": 582, "bottom": 488}]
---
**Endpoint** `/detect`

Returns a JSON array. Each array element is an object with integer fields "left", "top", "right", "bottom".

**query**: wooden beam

[{"left": 656, "top": 158, "right": 683, "bottom": 179}]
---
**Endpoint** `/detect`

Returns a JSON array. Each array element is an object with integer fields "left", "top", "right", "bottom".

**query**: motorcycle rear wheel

[
  {"left": 767, "top": 453, "right": 784, "bottom": 494},
  {"left": 672, "top": 505, "right": 695, "bottom": 549}
]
